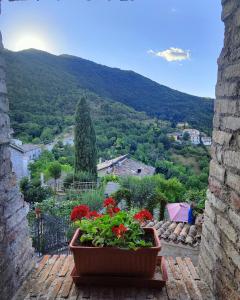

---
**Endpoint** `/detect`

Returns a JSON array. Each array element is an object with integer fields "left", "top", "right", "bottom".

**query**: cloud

[{"left": 147, "top": 47, "right": 190, "bottom": 62}]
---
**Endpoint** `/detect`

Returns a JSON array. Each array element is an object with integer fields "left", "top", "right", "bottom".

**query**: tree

[
  {"left": 74, "top": 97, "right": 97, "bottom": 178},
  {"left": 48, "top": 161, "right": 62, "bottom": 192},
  {"left": 183, "top": 131, "right": 190, "bottom": 141},
  {"left": 20, "top": 177, "right": 52, "bottom": 203}
]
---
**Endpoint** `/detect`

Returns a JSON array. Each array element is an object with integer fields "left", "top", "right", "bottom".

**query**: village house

[
  {"left": 201, "top": 136, "right": 212, "bottom": 146},
  {"left": 167, "top": 131, "right": 182, "bottom": 142},
  {"left": 97, "top": 154, "right": 155, "bottom": 177},
  {"left": 10, "top": 141, "right": 42, "bottom": 180},
  {"left": 183, "top": 128, "right": 200, "bottom": 145}
]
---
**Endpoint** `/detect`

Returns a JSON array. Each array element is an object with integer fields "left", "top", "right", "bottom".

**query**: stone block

[
  {"left": 207, "top": 190, "right": 227, "bottom": 212},
  {"left": 222, "top": 0, "right": 237, "bottom": 20},
  {"left": 208, "top": 176, "right": 228, "bottom": 200},
  {"left": 230, "top": 190, "right": 240, "bottom": 210},
  {"left": 228, "top": 209, "right": 240, "bottom": 232},
  {"left": 212, "top": 130, "right": 232, "bottom": 146},
  {"left": 0, "top": 94, "right": 9, "bottom": 113},
  {"left": 222, "top": 116, "right": 240, "bottom": 131},
  {"left": 226, "top": 171, "right": 240, "bottom": 194},
  {"left": 222, "top": 235, "right": 240, "bottom": 269},
  {"left": 235, "top": 8, "right": 240, "bottom": 27},
  {"left": 216, "top": 81, "right": 240, "bottom": 98},
  {"left": 205, "top": 201, "right": 216, "bottom": 223},
  {"left": 0, "top": 78, "right": 7, "bottom": 94},
  {"left": 0, "top": 113, "right": 10, "bottom": 144},
  {"left": 217, "top": 215, "right": 238, "bottom": 243},
  {"left": 224, "top": 62, "right": 240, "bottom": 80},
  {"left": 224, "top": 150, "right": 240, "bottom": 170},
  {"left": 203, "top": 214, "right": 221, "bottom": 243},
  {"left": 214, "top": 99, "right": 238, "bottom": 114},
  {"left": 221, "top": 250, "right": 237, "bottom": 276},
  {"left": 209, "top": 160, "right": 225, "bottom": 182},
  {"left": 213, "top": 113, "right": 221, "bottom": 129}
]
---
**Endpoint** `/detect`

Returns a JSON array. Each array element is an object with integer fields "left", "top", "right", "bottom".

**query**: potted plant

[{"left": 69, "top": 198, "right": 161, "bottom": 278}]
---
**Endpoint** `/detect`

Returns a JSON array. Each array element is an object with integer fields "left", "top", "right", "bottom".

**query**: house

[
  {"left": 10, "top": 142, "right": 42, "bottom": 180},
  {"left": 167, "top": 131, "right": 182, "bottom": 142},
  {"left": 97, "top": 154, "right": 155, "bottom": 177},
  {"left": 176, "top": 122, "right": 189, "bottom": 129},
  {"left": 183, "top": 128, "right": 200, "bottom": 145},
  {"left": 201, "top": 136, "right": 212, "bottom": 146}
]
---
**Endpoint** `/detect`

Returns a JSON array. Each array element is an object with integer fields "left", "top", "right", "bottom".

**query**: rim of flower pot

[{"left": 69, "top": 227, "right": 161, "bottom": 251}]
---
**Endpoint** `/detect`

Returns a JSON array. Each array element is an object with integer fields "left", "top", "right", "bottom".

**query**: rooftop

[
  {"left": 144, "top": 220, "right": 201, "bottom": 247},
  {"left": 97, "top": 154, "right": 128, "bottom": 171},
  {"left": 13, "top": 255, "right": 213, "bottom": 299},
  {"left": 10, "top": 143, "right": 42, "bottom": 153}
]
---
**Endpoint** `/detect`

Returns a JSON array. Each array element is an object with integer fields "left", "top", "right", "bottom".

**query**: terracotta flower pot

[{"left": 69, "top": 227, "right": 161, "bottom": 278}]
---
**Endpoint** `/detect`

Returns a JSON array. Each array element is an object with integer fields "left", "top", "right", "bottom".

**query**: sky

[{"left": 0, "top": 0, "right": 223, "bottom": 98}]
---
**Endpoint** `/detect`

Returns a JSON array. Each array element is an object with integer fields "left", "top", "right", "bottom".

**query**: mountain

[{"left": 4, "top": 49, "right": 213, "bottom": 138}]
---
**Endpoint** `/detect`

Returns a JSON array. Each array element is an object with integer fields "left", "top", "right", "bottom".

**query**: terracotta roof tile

[{"left": 144, "top": 220, "right": 200, "bottom": 247}]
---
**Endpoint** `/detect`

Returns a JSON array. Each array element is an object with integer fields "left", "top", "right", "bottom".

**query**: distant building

[
  {"left": 176, "top": 122, "right": 189, "bottom": 129},
  {"left": 97, "top": 154, "right": 155, "bottom": 177},
  {"left": 10, "top": 143, "right": 42, "bottom": 181},
  {"left": 201, "top": 136, "right": 212, "bottom": 146},
  {"left": 183, "top": 129, "right": 200, "bottom": 145},
  {"left": 167, "top": 132, "right": 182, "bottom": 142}
]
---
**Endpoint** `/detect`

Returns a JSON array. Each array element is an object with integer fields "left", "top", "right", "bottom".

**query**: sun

[{"left": 14, "top": 34, "right": 48, "bottom": 52}]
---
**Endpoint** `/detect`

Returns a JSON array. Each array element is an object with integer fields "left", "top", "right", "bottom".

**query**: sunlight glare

[{"left": 14, "top": 34, "right": 48, "bottom": 52}]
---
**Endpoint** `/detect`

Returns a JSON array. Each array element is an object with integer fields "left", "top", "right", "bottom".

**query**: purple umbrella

[{"left": 167, "top": 203, "right": 190, "bottom": 222}]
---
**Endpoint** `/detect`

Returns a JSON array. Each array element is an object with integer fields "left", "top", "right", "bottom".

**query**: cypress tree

[{"left": 74, "top": 97, "right": 97, "bottom": 177}]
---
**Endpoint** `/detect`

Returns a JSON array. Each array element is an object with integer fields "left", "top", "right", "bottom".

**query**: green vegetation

[
  {"left": 113, "top": 175, "right": 185, "bottom": 219},
  {"left": 48, "top": 161, "right": 62, "bottom": 192},
  {"left": 4, "top": 48, "right": 213, "bottom": 146},
  {"left": 20, "top": 177, "right": 52, "bottom": 203},
  {"left": 6, "top": 49, "right": 210, "bottom": 212},
  {"left": 74, "top": 97, "right": 97, "bottom": 177}
]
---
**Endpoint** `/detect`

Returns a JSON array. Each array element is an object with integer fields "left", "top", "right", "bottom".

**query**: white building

[
  {"left": 201, "top": 136, "right": 212, "bottom": 146},
  {"left": 10, "top": 143, "right": 42, "bottom": 181},
  {"left": 183, "top": 129, "right": 200, "bottom": 145}
]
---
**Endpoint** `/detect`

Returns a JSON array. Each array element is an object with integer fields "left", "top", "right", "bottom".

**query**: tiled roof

[
  {"left": 113, "top": 158, "right": 155, "bottom": 177},
  {"left": 10, "top": 143, "right": 42, "bottom": 153},
  {"left": 143, "top": 220, "right": 201, "bottom": 247},
  {"left": 97, "top": 154, "right": 128, "bottom": 171}
]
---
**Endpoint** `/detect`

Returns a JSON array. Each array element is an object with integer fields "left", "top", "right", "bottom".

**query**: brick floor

[{"left": 13, "top": 255, "right": 213, "bottom": 300}]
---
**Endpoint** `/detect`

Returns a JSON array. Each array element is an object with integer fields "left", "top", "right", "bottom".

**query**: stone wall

[
  {"left": 198, "top": 0, "right": 240, "bottom": 298},
  {"left": 0, "top": 32, "right": 34, "bottom": 300}
]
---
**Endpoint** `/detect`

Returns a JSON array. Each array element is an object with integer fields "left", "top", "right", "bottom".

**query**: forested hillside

[
  {"left": 5, "top": 48, "right": 211, "bottom": 202},
  {"left": 4, "top": 48, "right": 213, "bottom": 137}
]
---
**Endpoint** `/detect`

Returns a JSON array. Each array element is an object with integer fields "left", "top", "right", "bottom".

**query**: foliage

[
  {"left": 101, "top": 174, "right": 120, "bottom": 184},
  {"left": 20, "top": 177, "right": 52, "bottom": 203},
  {"left": 48, "top": 161, "right": 62, "bottom": 180},
  {"left": 4, "top": 49, "right": 213, "bottom": 139},
  {"left": 74, "top": 97, "right": 97, "bottom": 177},
  {"left": 32, "top": 186, "right": 105, "bottom": 218},
  {"left": 119, "top": 175, "right": 185, "bottom": 210},
  {"left": 70, "top": 199, "right": 153, "bottom": 249}
]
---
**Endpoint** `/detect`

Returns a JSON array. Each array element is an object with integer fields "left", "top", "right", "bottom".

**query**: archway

[{"left": 0, "top": 1, "right": 239, "bottom": 299}]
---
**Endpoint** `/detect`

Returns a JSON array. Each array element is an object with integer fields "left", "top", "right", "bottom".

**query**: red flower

[
  {"left": 112, "top": 224, "right": 127, "bottom": 238},
  {"left": 89, "top": 211, "right": 102, "bottom": 219},
  {"left": 134, "top": 209, "right": 153, "bottom": 222},
  {"left": 70, "top": 205, "right": 90, "bottom": 221},
  {"left": 103, "top": 197, "right": 116, "bottom": 207},
  {"left": 113, "top": 207, "right": 120, "bottom": 213}
]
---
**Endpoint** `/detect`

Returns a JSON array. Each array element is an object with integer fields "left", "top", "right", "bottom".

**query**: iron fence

[{"left": 30, "top": 213, "right": 71, "bottom": 256}]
